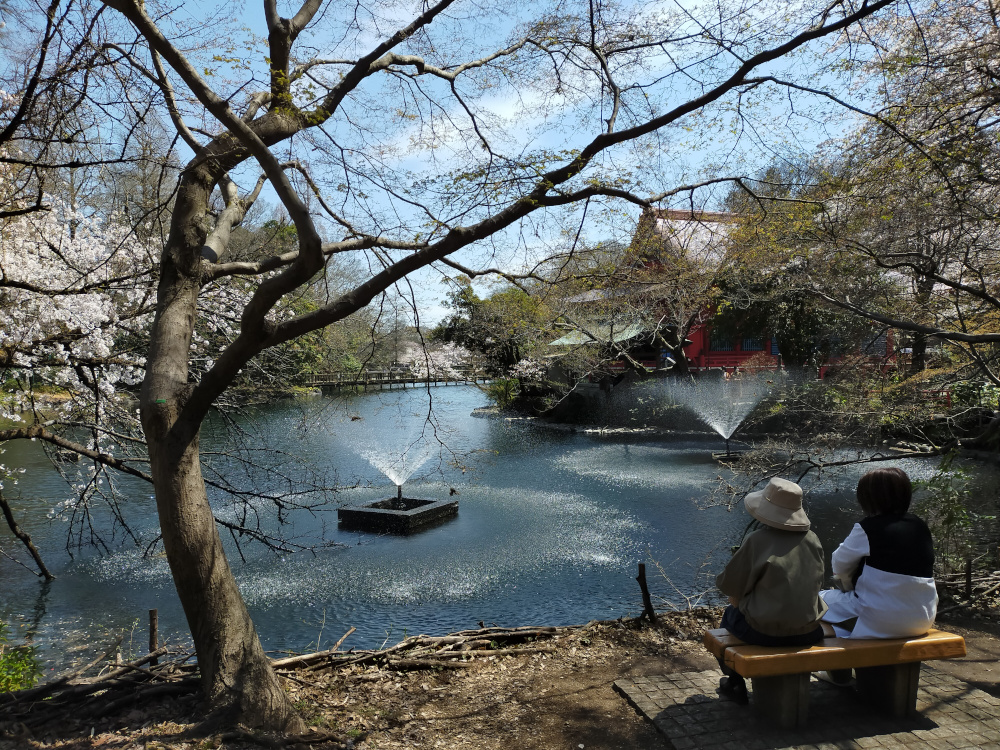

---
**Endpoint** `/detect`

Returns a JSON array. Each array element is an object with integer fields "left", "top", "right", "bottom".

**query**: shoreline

[
  {"left": 471, "top": 406, "right": 957, "bottom": 455},
  {"left": 4, "top": 607, "right": 998, "bottom": 750}
]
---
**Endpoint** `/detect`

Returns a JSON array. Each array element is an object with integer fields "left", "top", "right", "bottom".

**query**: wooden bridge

[{"left": 302, "top": 369, "right": 490, "bottom": 391}]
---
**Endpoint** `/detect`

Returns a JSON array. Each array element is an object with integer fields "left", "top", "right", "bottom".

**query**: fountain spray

[
  {"left": 397, "top": 483, "right": 403, "bottom": 502},
  {"left": 667, "top": 372, "right": 778, "bottom": 462}
]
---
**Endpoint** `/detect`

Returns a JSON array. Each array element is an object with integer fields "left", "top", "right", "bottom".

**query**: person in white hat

[{"left": 714, "top": 477, "right": 828, "bottom": 703}]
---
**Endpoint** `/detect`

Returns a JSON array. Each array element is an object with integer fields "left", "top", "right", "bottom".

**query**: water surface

[{"left": 0, "top": 385, "right": 966, "bottom": 667}]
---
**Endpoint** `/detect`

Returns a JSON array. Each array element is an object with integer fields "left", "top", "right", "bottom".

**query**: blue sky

[{"left": 166, "top": 0, "right": 872, "bottom": 326}]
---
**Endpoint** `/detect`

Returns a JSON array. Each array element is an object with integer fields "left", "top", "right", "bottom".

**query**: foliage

[
  {"left": 399, "top": 341, "right": 470, "bottom": 378},
  {"left": 433, "top": 279, "right": 552, "bottom": 377},
  {"left": 0, "top": 193, "right": 155, "bottom": 420},
  {"left": 509, "top": 358, "right": 546, "bottom": 382},
  {"left": 485, "top": 377, "right": 520, "bottom": 410},
  {"left": 0, "top": 621, "right": 40, "bottom": 692},
  {"left": 717, "top": 0, "right": 1000, "bottom": 385},
  {"left": 719, "top": 163, "right": 898, "bottom": 370},
  {"left": 710, "top": 278, "right": 862, "bottom": 371},
  {"left": 732, "top": 0, "right": 1000, "bottom": 385},
  {"left": 950, "top": 381, "right": 1000, "bottom": 410},
  {"left": 537, "top": 214, "right": 734, "bottom": 385},
  {"left": 914, "top": 454, "right": 978, "bottom": 578}
]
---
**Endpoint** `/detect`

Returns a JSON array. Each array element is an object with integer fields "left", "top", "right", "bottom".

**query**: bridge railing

[{"left": 301, "top": 369, "right": 488, "bottom": 386}]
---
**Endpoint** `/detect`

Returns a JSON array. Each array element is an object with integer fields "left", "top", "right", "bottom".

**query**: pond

[{"left": 0, "top": 385, "right": 982, "bottom": 669}]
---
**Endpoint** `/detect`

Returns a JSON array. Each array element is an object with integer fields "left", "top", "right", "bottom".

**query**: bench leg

[
  {"left": 750, "top": 673, "right": 810, "bottom": 729},
  {"left": 855, "top": 661, "right": 920, "bottom": 719}
]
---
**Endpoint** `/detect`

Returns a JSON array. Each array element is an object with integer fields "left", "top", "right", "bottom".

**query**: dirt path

[
  {"left": 926, "top": 611, "right": 1000, "bottom": 698},
  {"left": 1, "top": 608, "right": 996, "bottom": 750}
]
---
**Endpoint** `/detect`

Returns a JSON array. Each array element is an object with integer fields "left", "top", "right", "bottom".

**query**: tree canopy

[
  {"left": 433, "top": 278, "right": 552, "bottom": 376},
  {"left": 724, "top": 0, "right": 1000, "bottom": 385}
]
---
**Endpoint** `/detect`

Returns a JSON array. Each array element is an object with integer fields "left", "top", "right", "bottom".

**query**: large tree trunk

[
  {"left": 909, "top": 330, "right": 928, "bottom": 375},
  {"left": 908, "top": 274, "right": 934, "bottom": 376},
  {"left": 142, "top": 406, "right": 303, "bottom": 731},
  {"left": 138, "top": 186, "right": 303, "bottom": 731}
]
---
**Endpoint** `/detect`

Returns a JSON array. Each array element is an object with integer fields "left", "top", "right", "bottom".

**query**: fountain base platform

[
  {"left": 338, "top": 497, "right": 458, "bottom": 534},
  {"left": 711, "top": 451, "right": 747, "bottom": 464}
]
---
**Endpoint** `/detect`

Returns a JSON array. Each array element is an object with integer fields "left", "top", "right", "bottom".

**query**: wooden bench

[{"left": 703, "top": 627, "right": 966, "bottom": 728}]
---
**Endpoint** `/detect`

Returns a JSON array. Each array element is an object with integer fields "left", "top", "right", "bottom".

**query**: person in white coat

[{"left": 820, "top": 467, "right": 938, "bottom": 639}]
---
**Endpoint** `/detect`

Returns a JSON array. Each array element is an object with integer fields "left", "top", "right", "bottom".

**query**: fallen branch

[
  {"left": 399, "top": 646, "right": 556, "bottom": 660},
  {"left": 0, "top": 635, "right": 124, "bottom": 705},
  {"left": 457, "top": 646, "right": 556, "bottom": 657},
  {"left": 382, "top": 658, "right": 474, "bottom": 670},
  {"left": 272, "top": 627, "right": 356, "bottom": 669},
  {"left": 938, "top": 579, "right": 1000, "bottom": 615},
  {"left": 451, "top": 625, "right": 565, "bottom": 638},
  {"left": 95, "top": 646, "right": 172, "bottom": 681},
  {"left": 0, "top": 643, "right": 198, "bottom": 729},
  {"left": 273, "top": 624, "right": 577, "bottom": 673},
  {"left": 106, "top": 660, "right": 183, "bottom": 683}
]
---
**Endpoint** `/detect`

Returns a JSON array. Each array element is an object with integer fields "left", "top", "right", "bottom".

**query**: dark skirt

[
  {"left": 716, "top": 605, "right": 824, "bottom": 687},
  {"left": 720, "top": 604, "right": 824, "bottom": 647}
]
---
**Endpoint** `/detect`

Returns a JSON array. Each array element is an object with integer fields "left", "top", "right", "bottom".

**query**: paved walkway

[{"left": 615, "top": 666, "right": 1000, "bottom": 749}]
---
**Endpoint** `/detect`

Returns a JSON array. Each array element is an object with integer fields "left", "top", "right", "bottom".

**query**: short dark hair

[{"left": 856, "top": 467, "right": 912, "bottom": 515}]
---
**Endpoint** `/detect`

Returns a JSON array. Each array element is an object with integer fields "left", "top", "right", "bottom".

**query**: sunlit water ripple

[{"left": 1, "top": 385, "right": 992, "bottom": 666}]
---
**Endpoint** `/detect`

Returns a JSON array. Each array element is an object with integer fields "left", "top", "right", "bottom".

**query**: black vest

[{"left": 857, "top": 512, "right": 935, "bottom": 579}]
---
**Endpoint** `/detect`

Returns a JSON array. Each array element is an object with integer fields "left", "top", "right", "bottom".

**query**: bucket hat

[{"left": 745, "top": 477, "right": 810, "bottom": 531}]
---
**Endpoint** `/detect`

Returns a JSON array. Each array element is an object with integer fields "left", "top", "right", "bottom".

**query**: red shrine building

[{"left": 549, "top": 207, "right": 894, "bottom": 379}]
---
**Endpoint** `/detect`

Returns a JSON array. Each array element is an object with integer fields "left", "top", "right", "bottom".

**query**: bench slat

[{"left": 703, "top": 628, "right": 966, "bottom": 678}]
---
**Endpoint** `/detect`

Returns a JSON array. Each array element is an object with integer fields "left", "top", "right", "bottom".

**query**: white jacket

[{"left": 820, "top": 519, "right": 937, "bottom": 639}]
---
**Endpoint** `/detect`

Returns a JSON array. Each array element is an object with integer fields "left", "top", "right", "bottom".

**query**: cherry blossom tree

[
  {"left": 0, "top": 196, "right": 153, "bottom": 409},
  {"left": 0, "top": 186, "right": 152, "bottom": 576}
]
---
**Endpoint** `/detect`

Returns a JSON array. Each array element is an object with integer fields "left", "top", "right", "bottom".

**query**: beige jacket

[{"left": 717, "top": 525, "right": 828, "bottom": 636}]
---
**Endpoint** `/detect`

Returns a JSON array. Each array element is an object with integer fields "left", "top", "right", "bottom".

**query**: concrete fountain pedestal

[
  {"left": 345, "top": 443, "right": 458, "bottom": 533},
  {"left": 338, "top": 487, "right": 458, "bottom": 534},
  {"left": 711, "top": 450, "right": 746, "bottom": 464}
]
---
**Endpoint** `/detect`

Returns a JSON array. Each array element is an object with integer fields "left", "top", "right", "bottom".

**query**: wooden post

[
  {"left": 966, "top": 557, "right": 973, "bottom": 600},
  {"left": 751, "top": 673, "right": 810, "bottom": 728},
  {"left": 149, "top": 608, "right": 159, "bottom": 666},
  {"left": 855, "top": 662, "right": 920, "bottom": 719},
  {"left": 636, "top": 563, "right": 657, "bottom": 623}
]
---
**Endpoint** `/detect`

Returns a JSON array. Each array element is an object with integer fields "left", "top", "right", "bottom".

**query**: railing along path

[{"left": 303, "top": 370, "right": 489, "bottom": 390}]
